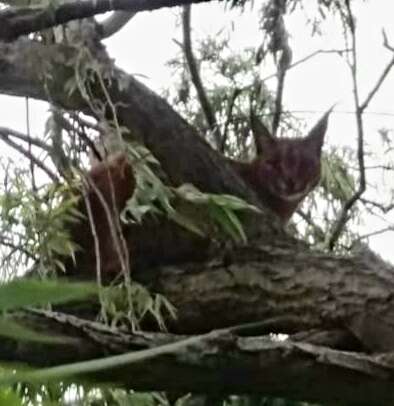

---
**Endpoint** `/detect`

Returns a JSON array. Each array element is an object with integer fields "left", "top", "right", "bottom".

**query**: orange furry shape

[{"left": 68, "top": 153, "right": 135, "bottom": 278}]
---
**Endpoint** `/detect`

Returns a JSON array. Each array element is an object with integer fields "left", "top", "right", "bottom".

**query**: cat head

[{"left": 250, "top": 109, "right": 331, "bottom": 204}]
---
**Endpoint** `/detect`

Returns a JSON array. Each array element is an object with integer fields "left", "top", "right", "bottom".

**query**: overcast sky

[{"left": 1, "top": 1, "right": 394, "bottom": 262}]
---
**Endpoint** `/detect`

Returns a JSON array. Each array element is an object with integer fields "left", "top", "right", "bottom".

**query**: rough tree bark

[{"left": 1, "top": 33, "right": 394, "bottom": 406}]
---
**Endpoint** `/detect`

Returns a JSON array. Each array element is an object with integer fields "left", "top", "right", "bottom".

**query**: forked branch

[{"left": 328, "top": 5, "right": 394, "bottom": 250}]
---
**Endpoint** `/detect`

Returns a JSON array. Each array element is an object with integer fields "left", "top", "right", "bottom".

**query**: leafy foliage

[{"left": 0, "top": 160, "right": 79, "bottom": 279}]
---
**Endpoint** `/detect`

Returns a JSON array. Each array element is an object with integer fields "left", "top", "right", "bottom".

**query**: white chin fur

[{"left": 277, "top": 191, "right": 307, "bottom": 202}]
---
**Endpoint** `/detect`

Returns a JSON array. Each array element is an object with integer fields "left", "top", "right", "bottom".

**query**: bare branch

[
  {"left": 359, "top": 32, "right": 394, "bottom": 112},
  {"left": 383, "top": 29, "right": 394, "bottom": 52},
  {"left": 328, "top": 13, "right": 394, "bottom": 250},
  {"left": 182, "top": 5, "right": 221, "bottom": 149},
  {"left": 328, "top": 1, "right": 366, "bottom": 250},
  {"left": 0, "top": 0, "right": 213, "bottom": 42},
  {"left": 361, "top": 198, "right": 394, "bottom": 215},
  {"left": 99, "top": 11, "right": 137, "bottom": 39},
  {"left": 0, "top": 126, "right": 53, "bottom": 153},
  {"left": 352, "top": 226, "right": 394, "bottom": 244},
  {"left": 0, "top": 132, "right": 59, "bottom": 182}
]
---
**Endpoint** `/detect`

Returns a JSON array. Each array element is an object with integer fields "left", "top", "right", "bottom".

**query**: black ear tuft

[
  {"left": 305, "top": 106, "right": 333, "bottom": 154},
  {"left": 250, "top": 110, "right": 275, "bottom": 156}
]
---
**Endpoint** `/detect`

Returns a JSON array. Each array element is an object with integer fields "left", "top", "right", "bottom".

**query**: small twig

[
  {"left": 296, "top": 209, "right": 326, "bottom": 243},
  {"left": 382, "top": 29, "right": 394, "bottom": 52},
  {"left": 182, "top": 5, "right": 221, "bottom": 149},
  {"left": 81, "top": 182, "right": 107, "bottom": 323},
  {"left": 359, "top": 31, "right": 394, "bottom": 112},
  {"left": 0, "top": 127, "right": 52, "bottom": 153},
  {"left": 84, "top": 173, "right": 129, "bottom": 279},
  {"left": 360, "top": 198, "right": 394, "bottom": 215},
  {"left": 352, "top": 226, "right": 394, "bottom": 244},
  {"left": 0, "top": 133, "right": 58, "bottom": 182},
  {"left": 260, "top": 49, "right": 350, "bottom": 84},
  {"left": 328, "top": 9, "right": 394, "bottom": 250},
  {"left": 0, "top": 236, "right": 37, "bottom": 262},
  {"left": 327, "top": 0, "right": 366, "bottom": 250},
  {"left": 220, "top": 88, "right": 241, "bottom": 153}
]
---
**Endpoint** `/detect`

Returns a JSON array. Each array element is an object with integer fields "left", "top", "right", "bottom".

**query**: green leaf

[
  {"left": 0, "top": 279, "right": 97, "bottom": 311},
  {"left": 168, "top": 211, "right": 205, "bottom": 237},
  {"left": 220, "top": 206, "right": 248, "bottom": 243},
  {"left": 209, "top": 205, "right": 244, "bottom": 243},
  {"left": 0, "top": 388, "right": 22, "bottom": 406}
]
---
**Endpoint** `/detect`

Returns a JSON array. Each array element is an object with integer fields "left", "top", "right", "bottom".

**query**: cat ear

[
  {"left": 250, "top": 110, "right": 276, "bottom": 156},
  {"left": 304, "top": 106, "right": 333, "bottom": 154}
]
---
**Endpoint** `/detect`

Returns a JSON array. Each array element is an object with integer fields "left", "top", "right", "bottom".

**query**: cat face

[
  {"left": 243, "top": 109, "right": 331, "bottom": 221},
  {"left": 255, "top": 137, "right": 322, "bottom": 202}
]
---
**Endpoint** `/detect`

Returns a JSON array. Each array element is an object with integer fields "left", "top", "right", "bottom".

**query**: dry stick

[
  {"left": 360, "top": 198, "right": 394, "bottom": 215},
  {"left": 182, "top": 5, "right": 222, "bottom": 150},
  {"left": 75, "top": 48, "right": 136, "bottom": 324},
  {"left": 327, "top": 11, "right": 394, "bottom": 250},
  {"left": 261, "top": 49, "right": 350, "bottom": 84},
  {"left": 296, "top": 209, "right": 326, "bottom": 243},
  {"left": 352, "top": 226, "right": 394, "bottom": 244},
  {"left": 80, "top": 183, "right": 107, "bottom": 323},
  {"left": 359, "top": 31, "right": 394, "bottom": 113},
  {"left": 84, "top": 169, "right": 135, "bottom": 325},
  {"left": 94, "top": 67, "right": 136, "bottom": 325},
  {"left": 0, "top": 127, "right": 53, "bottom": 153},
  {"left": 84, "top": 174, "right": 129, "bottom": 278}
]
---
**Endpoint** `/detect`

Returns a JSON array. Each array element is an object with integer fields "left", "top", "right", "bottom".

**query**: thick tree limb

[
  {"left": 0, "top": 0, "right": 213, "bottom": 42},
  {"left": 3, "top": 309, "right": 394, "bottom": 406}
]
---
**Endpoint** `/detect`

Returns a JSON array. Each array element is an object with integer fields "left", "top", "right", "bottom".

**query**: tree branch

[
  {"left": 0, "top": 126, "right": 53, "bottom": 153},
  {"left": 0, "top": 0, "right": 213, "bottom": 42},
  {"left": 359, "top": 31, "right": 394, "bottom": 112},
  {"left": 0, "top": 128, "right": 58, "bottom": 181},
  {"left": 182, "top": 5, "right": 221, "bottom": 149},
  {"left": 328, "top": 1, "right": 366, "bottom": 249},
  {"left": 99, "top": 11, "right": 137, "bottom": 39},
  {"left": 4, "top": 252, "right": 394, "bottom": 406}
]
